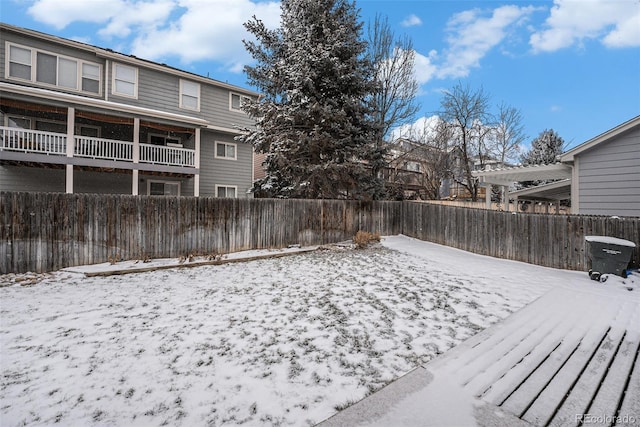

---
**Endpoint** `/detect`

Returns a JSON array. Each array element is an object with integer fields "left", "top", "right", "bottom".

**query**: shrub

[{"left": 353, "top": 231, "right": 381, "bottom": 249}]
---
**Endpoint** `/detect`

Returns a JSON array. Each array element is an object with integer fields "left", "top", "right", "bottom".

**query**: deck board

[{"left": 317, "top": 284, "right": 640, "bottom": 427}]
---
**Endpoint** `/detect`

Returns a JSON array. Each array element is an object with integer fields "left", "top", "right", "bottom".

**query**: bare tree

[
  {"left": 416, "top": 118, "right": 453, "bottom": 199},
  {"left": 439, "top": 83, "right": 491, "bottom": 201},
  {"left": 367, "top": 14, "right": 420, "bottom": 142},
  {"left": 492, "top": 102, "right": 526, "bottom": 164}
]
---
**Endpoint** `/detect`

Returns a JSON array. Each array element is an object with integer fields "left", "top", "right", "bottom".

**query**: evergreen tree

[
  {"left": 521, "top": 129, "right": 565, "bottom": 165},
  {"left": 240, "top": 0, "right": 381, "bottom": 199}
]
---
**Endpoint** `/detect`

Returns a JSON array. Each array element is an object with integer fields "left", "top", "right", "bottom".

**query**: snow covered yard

[{"left": 0, "top": 235, "right": 630, "bottom": 426}]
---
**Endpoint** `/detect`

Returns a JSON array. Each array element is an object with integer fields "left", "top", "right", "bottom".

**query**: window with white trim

[
  {"left": 8, "top": 45, "right": 32, "bottom": 80},
  {"left": 230, "top": 93, "right": 250, "bottom": 112},
  {"left": 148, "top": 180, "right": 180, "bottom": 196},
  {"left": 180, "top": 80, "right": 200, "bottom": 111},
  {"left": 35, "top": 119, "right": 66, "bottom": 133},
  {"left": 149, "top": 134, "right": 181, "bottom": 146},
  {"left": 112, "top": 62, "right": 138, "bottom": 98},
  {"left": 6, "top": 116, "right": 32, "bottom": 129},
  {"left": 77, "top": 124, "right": 101, "bottom": 137},
  {"left": 6, "top": 42, "right": 101, "bottom": 94},
  {"left": 215, "top": 141, "right": 236, "bottom": 160},
  {"left": 82, "top": 63, "right": 100, "bottom": 93},
  {"left": 216, "top": 185, "right": 237, "bottom": 198}
]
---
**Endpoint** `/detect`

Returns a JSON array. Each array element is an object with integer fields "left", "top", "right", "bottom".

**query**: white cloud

[
  {"left": 130, "top": 0, "right": 281, "bottom": 66},
  {"left": 400, "top": 14, "right": 422, "bottom": 28},
  {"left": 98, "top": 1, "right": 175, "bottom": 38},
  {"left": 27, "top": 0, "right": 281, "bottom": 73},
  {"left": 27, "top": 0, "right": 127, "bottom": 29},
  {"left": 390, "top": 115, "right": 441, "bottom": 142},
  {"left": 530, "top": 0, "right": 640, "bottom": 52},
  {"left": 413, "top": 49, "right": 438, "bottom": 85},
  {"left": 436, "top": 5, "right": 537, "bottom": 79}
]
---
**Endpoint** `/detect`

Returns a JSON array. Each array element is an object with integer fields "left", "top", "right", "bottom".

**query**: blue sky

[{"left": 1, "top": 0, "right": 639, "bottom": 150}]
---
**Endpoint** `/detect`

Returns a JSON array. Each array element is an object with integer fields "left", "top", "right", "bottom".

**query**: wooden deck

[{"left": 318, "top": 285, "right": 640, "bottom": 426}]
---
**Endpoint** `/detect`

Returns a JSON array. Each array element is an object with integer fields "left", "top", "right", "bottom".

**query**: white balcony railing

[
  {"left": 74, "top": 136, "right": 133, "bottom": 161},
  {"left": 139, "top": 143, "right": 195, "bottom": 167},
  {"left": 0, "top": 127, "right": 67, "bottom": 156},
  {"left": 1, "top": 127, "right": 196, "bottom": 168}
]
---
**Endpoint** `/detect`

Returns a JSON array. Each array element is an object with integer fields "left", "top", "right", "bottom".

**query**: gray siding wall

[
  {"left": 1, "top": 27, "right": 256, "bottom": 131},
  {"left": 2, "top": 26, "right": 256, "bottom": 198},
  {"left": 192, "top": 130, "right": 253, "bottom": 198},
  {"left": 1, "top": 30, "right": 105, "bottom": 98},
  {"left": 201, "top": 85, "right": 255, "bottom": 130},
  {"left": 0, "top": 165, "right": 65, "bottom": 192},
  {"left": 0, "top": 166, "right": 134, "bottom": 194},
  {"left": 577, "top": 126, "right": 640, "bottom": 216}
]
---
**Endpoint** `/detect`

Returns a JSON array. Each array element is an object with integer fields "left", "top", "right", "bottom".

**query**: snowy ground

[{"left": 1, "top": 235, "right": 637, "bottom": 426}]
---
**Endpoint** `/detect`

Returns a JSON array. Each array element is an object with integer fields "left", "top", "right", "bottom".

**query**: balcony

[{"left": 0, "top": 126, "right": 196, "bottom": 168}]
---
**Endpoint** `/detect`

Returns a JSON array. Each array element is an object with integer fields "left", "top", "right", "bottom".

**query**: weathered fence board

[{"left": 0, "top": 192, "right": 638, "bottom": 274}]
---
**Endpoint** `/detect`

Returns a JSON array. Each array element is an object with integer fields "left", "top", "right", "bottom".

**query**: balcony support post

[
  {"left": 132, "top": 118, "right": 140, "bottom": 195},
  {"left": 484, "top": 183, "right": 491, "bottom": 210},
  {"left": 194, "top": 127, "right": 200, "bottom": 197},
  {"left": 65, "top": 107, "right": 75, "bottom": 194}
]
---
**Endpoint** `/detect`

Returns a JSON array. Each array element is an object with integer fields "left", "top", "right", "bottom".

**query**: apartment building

[{"left": 0, "top": 23, "right": 257, "bottom": 197}]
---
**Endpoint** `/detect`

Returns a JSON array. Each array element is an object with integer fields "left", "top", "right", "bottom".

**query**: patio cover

[
  {"left": 473, "top": 163, "right": 573, "bottom": 210},
  {"left": 473, "top": 163, "right": 572, "bottom": 187},
  {"left": 509, "top": 179, "right": 571, "bottom": 202}
]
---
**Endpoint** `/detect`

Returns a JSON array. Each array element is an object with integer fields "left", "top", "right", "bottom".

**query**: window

[
  {"left": 216, "top": 185, "right": 237, "bottom": 198},
  {"left": 230, "top": 93, "right": 250, "bottom": 111},
  {"left": 36, "top": 52, "right": 57, "bottom": 85},
  {"left": 149, "top": 134, "right": 181, "bottom": 146},
  {"left": 58, "top": 58, "right": 78, "bottom": 89},
  {"left": 6, "top": 116, "right": 31, "bottom": 129},
  {"left": 6, "top": 42, "right": 101, "bottom": 94},
  {"left": 82, "top": 63, "right": 100, "bottom": 93},
  {"left": 180, "top": 80, "right": 200, "bottom": 111},
  {"left": 8, "top": 45, "right": 31, "bottom": 80},
  {"left": 215, "top": 141, "right": 236, "bottom": 160},
  {"left": 113, "top": 63, "right": 137, "bottom": 98},
  {"left": 148, "top": 181, "right": 180, "bottom": 196},
  {"left": 404, "top": 161, "right": 421, "bottom": 172},
  {"left": 77, "top": 125, "right": 101, "bottom": 138},
  {"left": 35, "top": 120, "right": 66, "bottom": 133}
]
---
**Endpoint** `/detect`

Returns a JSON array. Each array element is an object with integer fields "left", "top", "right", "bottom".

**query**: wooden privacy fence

[
  {"left": 1, "top": 192, "right": 638, "bottom": 274},
  {"left": 402, "top": 203, "right": 639, "bottom": 272},
  {"left": 0, "top": 192, "right": 403, "bottom": 274}
]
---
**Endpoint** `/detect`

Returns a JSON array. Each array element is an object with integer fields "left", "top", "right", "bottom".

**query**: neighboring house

[
  {"left": 384, "top": 138, "right": 498, "bottom": 200},
  {"left": 473, "top": 115, "right": 640, "bottom": 216},
  {"left": 0, "top": 23, "right": 257, "bottom": 198},
  {"left": 384, "top": 138, "right": 438, "bottom": 199}
]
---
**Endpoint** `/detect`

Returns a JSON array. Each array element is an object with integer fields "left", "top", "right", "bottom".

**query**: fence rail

[{"left": 1, "top": 192, "right": 638, "bottom": 274}]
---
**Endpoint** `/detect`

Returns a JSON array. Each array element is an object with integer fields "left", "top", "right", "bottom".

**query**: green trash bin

[{"left": 585, "top": 236, "right": 636, "bottom": 281}]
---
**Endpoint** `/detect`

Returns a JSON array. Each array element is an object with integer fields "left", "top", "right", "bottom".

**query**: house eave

[
  {"left": 205, "top": 124, "right": 249, "bottom": 135},
  {"left": 0, "top": 82, "right": 210, "bottom": 127},
  {"left": 560, "top": 115, "right": 640, "bottom": 162},
  {"left": 0, "top": 23, "right": 260, "bottom": 97}
]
